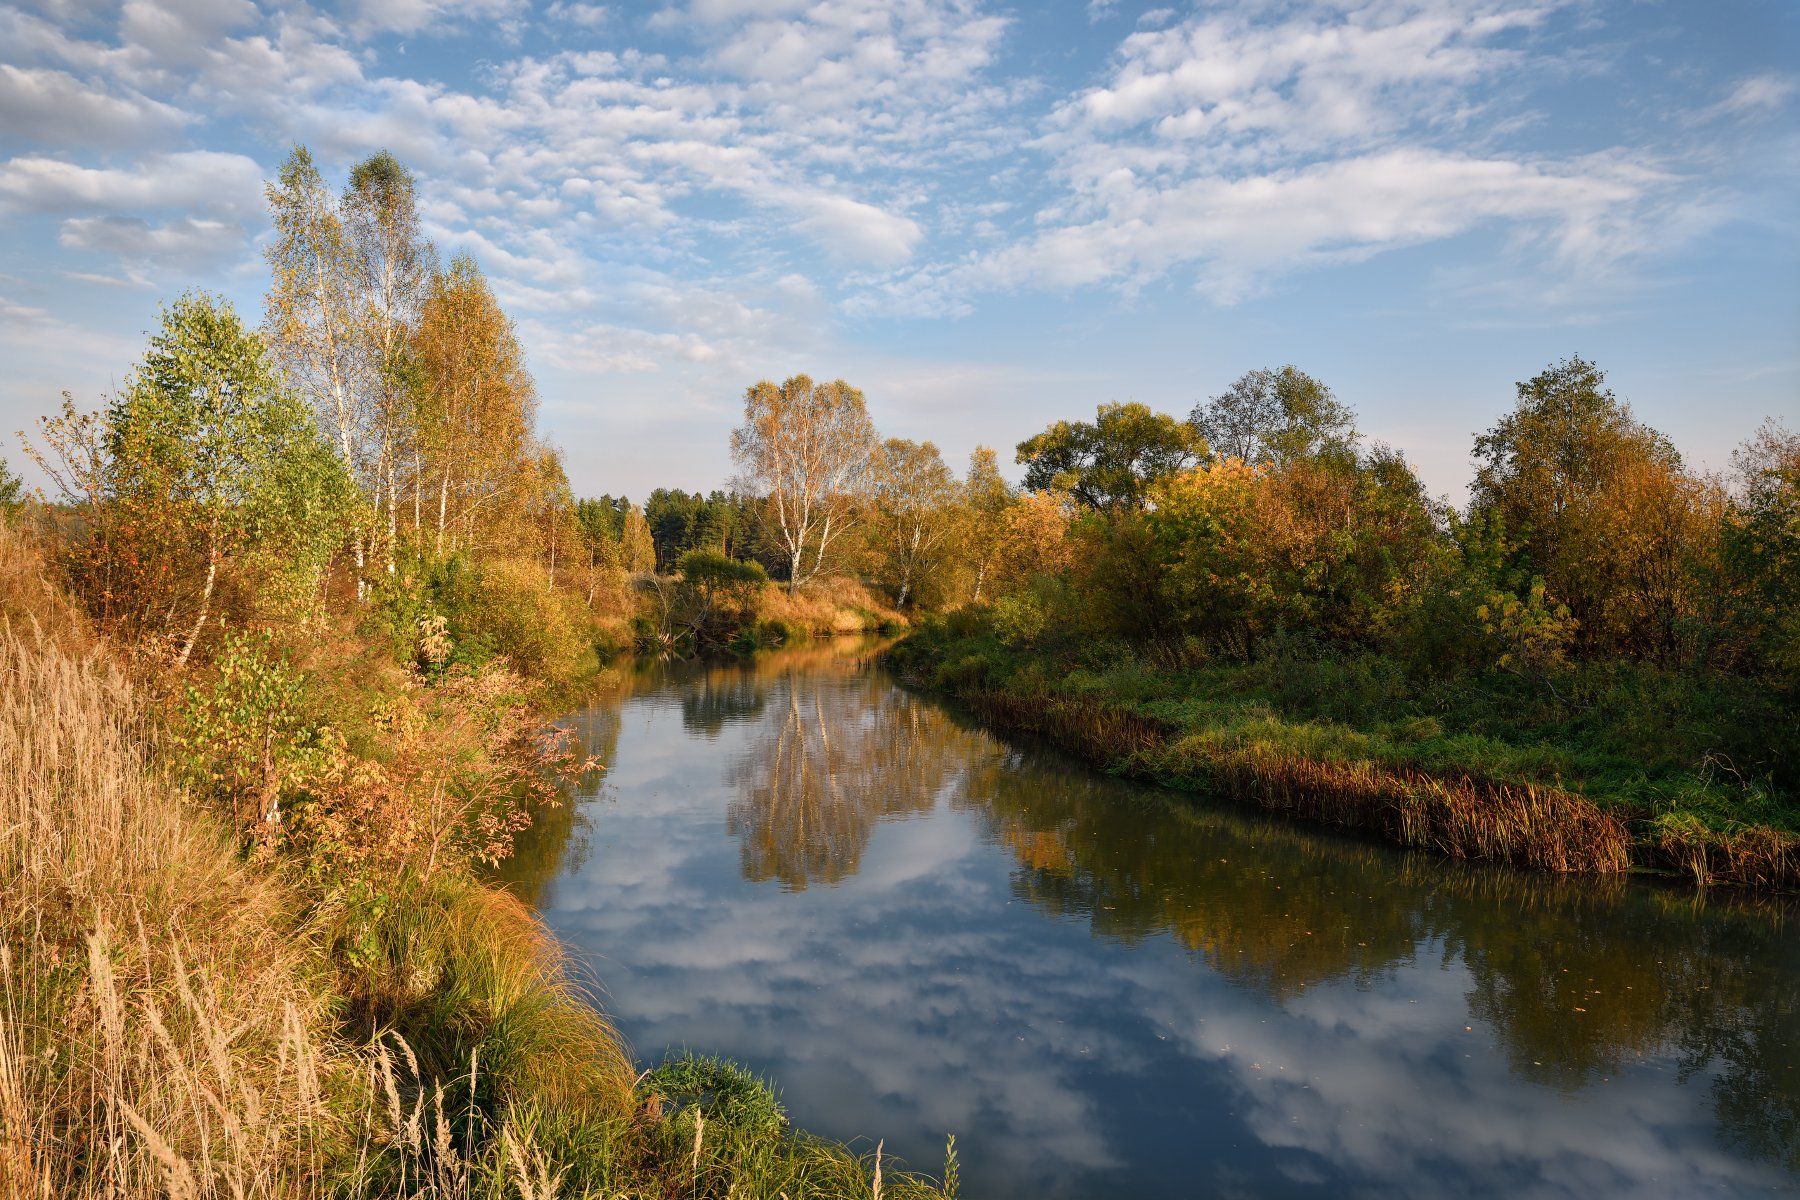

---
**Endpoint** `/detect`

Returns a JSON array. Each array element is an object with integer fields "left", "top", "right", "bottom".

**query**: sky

[{"left": 1, "top": 0, "right": 1796, "bottom": 502}]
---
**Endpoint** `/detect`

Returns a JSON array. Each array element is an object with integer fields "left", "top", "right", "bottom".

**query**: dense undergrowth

[
  {"left": 0, "top": 523, "right": 949, "bottom": 1199},
  {"left": 891, "top": 614, "right": 1800, "bottom": 890}
]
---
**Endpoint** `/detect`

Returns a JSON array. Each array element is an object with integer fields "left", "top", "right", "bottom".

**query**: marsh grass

[
  {"left": 968, "top": 691, "right": 1633, "bottom": 874},
  {"left": 905, "top": 619, "right": 1797, "bottom": 890}
]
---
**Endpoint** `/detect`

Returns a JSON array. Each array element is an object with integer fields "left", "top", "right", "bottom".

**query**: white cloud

[
  {"left": 860, "top": 0, "right": 1693, "bottom": 309},
  {"left": 59, "top": 214, "right": 243, "bottom": 264},
  {"left": 0, "top": 150, "right": 265, "bottom": 219},
  {"left": 978, "top": 148, "right": 1666, "bottom": 301},
  {"left": 545, "top": 1, "right": 609, "bottom": 27},
  {"left": 1708, "top": 73, "right": 1797, "bottom": 119},
  {"left": 0, "top": 64, "right": 188, "bottom": 145},
  {"left": 787, "top": 192, "right": 922, "bottom": 266},
  {"left": 342, "top": 0, "right": 527, "bottom": 39},
  {"left": 119, "top": 0, "right": 258, "bottom": 65}
]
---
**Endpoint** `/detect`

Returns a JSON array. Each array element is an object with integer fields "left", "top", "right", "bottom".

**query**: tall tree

[
  {"left": 1471, "top": 356, "right": 1708, "bottom": 660},
  {"left": 1190, "top": 366, "right": 1357, "bottom": 466},
  {"left": 104, "top": 293, "right": 350, "bottom": 663},
  {"left": 962, "top": 445, "right": 1012, "bottom": 603},
  {"left": 264, "top": 146, "right": 370, "bottom": 587},
  {"left": 730, "top": 374, "right": 878, "bottom": 592},
  {"left": 869, "top": 438, "right": 961, "bottom": 608},
  {"left": 1724, "top": 419, "right": 1800, "bottom": 676},
  {"left": 620, "top": 504, "right": 657, "bottom": 574},
  {"left": 413, "top": 254, "right": 537, "bottom": 556},
  {"left": 1016, "top": 401, "right": 1204, "bottom": 513},
  {"left": 343, "top": 150, "right": 435, "bottom": 572}
]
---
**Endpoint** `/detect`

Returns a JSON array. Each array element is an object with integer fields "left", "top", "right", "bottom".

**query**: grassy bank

[
  {"left": 890, "top": 616, "right": 1800, "bottom": 891},
  {"left": 0, "top": 526, "right": 949, "bottom": 1200}
]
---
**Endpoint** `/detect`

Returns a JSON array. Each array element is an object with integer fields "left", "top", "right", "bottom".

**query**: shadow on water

[{"left": 507, "top": 639, "right": 1800, "bottom": 1198}]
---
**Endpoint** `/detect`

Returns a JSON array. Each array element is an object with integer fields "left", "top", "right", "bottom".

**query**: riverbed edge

[{"left": 885, "top": 639, "right": 1800, "bottom": 893}]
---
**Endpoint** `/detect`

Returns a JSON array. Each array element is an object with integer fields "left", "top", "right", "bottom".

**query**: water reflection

[
  {"left": 727, "top": 666, "right": 970, "bottom": 889},
  {"left": 515, "top": 643, "right": 1800, "bottom": 1198}
]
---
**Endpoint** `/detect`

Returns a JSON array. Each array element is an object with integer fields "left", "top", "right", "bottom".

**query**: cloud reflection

[{"left": 522, "top": 645, "right": 1800, "bottom": 1198}]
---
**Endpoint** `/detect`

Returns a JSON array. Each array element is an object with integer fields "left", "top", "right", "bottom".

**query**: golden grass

[
  {"left": 0, "top": 560, "right": 340, "bottom": 1196},
  {"left": 0, "top": 526, "right": 615, "bottom": 1198},
  {"left": 1652, "top": 821, "right": 1800, "bottom": 890},
  {"left": 758, "top": 577, "right": 905, "bottom": 636}
]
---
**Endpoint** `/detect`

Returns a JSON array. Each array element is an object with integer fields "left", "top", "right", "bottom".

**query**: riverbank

[
  {"left": 0, "top": 526, "right": 947, "bottom": 1200},
  {"left": 888, "top": 618, "right": 1800, "bottom": 891}
]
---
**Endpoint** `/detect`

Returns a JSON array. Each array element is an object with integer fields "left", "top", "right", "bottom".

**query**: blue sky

[{"left": 2, "top": 0, "right": 1795, "bottom": 501}]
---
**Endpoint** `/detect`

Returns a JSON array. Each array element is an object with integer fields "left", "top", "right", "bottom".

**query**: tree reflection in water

[
  {"left": 958, "top": 723, "right": 1800, "bottom": 1175},
  {"left": 726, "top": 651, "right": 980, "bottom": 889},
  {"left": 524, "top": 642, "right": 1799, "bottom": 1180}
]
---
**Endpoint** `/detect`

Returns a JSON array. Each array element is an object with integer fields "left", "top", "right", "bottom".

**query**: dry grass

[
  {"left": 0, "top": 526, "right": 587, "bottom": 1199},
  {"left": 758, "top": 578, "right": 904, "bottom": 636},
  {"left": 966, "top": 690, "right": 1635, "bottom": 875},
  {"left": 1, "top": 525, "right": 946, "bottom": 1199},
  {"left": 0, "top": 536, "right": 340, "bottom": 1197},
  {"left": 1652, "top": 821, "right": 1800, "bottom": 890}
]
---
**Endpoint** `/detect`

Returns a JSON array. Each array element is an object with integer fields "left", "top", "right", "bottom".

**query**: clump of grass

[
  {"left": 1165, "top": 739, "right": 1633, "bottom": 874},
  {"left": 1650, "top": 815, "right": 1800, "bottom": 889},
  {"left": 967, "top": 691, "right": 1174, "bottom": 765},
  {"left": 899, "top": 614, "right": 1798, "bottom": 890}
]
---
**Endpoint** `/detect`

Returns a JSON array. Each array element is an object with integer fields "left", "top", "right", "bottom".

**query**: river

[{"left": 498, "top": 639, "right": 1799, "bottom": 1199}]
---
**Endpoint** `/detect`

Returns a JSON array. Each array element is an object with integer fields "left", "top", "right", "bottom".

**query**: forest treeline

[{"left": 0, "top": 145, "right": 946, "bottom": 1200}]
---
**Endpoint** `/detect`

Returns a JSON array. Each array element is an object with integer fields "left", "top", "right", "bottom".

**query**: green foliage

[
  {"left": 370, "top": 553, "right": 597, "bottom": 683},
  {"left": 990, "top": 590, "right": 1047, "bottom": 647},
  {"left": 0, "top": 454, "right": 23, "bottom": 520},
  {"left": 674, "top": 548, "right": 769, "bottom": 646},
  {"left": 105, "top": 291, "right": 353, "bottom": 655},
  {"left": 1016, "top": 401, "right": 1205, "bottom": 513},
  {"left": 1189, "top": 364, "right": 1358, "bottom": 465},
  {"left": 641, "top": 1052, "right": 787, "bottom": 1138},
  {"left": 645, "top": 488, "right": 758, "bottom": 571},
  {"left": 899, "top": 616, "right": 1799, "bottom": 839},
  {"left": 172, "top": 630, "right": 323, "bottom": 833},
  {"left": 1724, "top": 420, "right": 1800, "bottom": 679}
]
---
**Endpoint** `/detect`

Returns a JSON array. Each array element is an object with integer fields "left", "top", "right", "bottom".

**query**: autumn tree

[
  {"left": 413, "top": 254, "right": 538, "bottom": 556},
  {"left": 1190, "top": 366, "right": 1357, "bottom": 466},
  {"left": 101, "top": 293, "right": 351, "bottom": 663},
  {"left": 620, "top": 503, "right": 657, "bottom": 574},
  {"left": 1471, "top": 356, "right": 1714, "bottom": 660},
  {"left": 730, "top": 374, "right": 878, "bottom": 591},
  {"left": 264, "top": 146, "right": 370, "bottom": 585},
  {"left": 1016, "top": 402, "right": 1205, "bottom": 513},
  {"left": 1724, "top": 419, "right": 1800, "bottom": 676},
  {"left": 962, "top": 445, "right": 1012, "bottom": 603},
  {"left": 868, "top": 438, "right": 962, "bottom": 608}
]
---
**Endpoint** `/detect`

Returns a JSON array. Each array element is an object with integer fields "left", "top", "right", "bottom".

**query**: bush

[{"left": 370, "top": 555, "right": 598, "bottom": 685}]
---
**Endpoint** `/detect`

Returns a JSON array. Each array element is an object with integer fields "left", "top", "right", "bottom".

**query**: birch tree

[
  {"left": 730, "top": 374, "right": 877, "bottom": 592},
  {"left": 962, "top": 445, "right": 1011, "bottom": 603},
  {"left": 343, "top": 150, "right": 434, "bottom": 573},
  {"left": 104, "top": 294, "right": 349, "bottom": 664},
  {"left": 413, "top": 254, "right": 536, "bottom": 557},
  {"left": 264, "top": 146, "right": 370, "bottom": 588},
  {"left": 869, "top": 437, "right": 961, "bottom": 608}
]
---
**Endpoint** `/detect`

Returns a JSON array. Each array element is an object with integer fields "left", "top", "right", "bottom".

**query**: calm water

[{"left": 500, "top": 640, "right": 1800, "bottom": 1199}]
